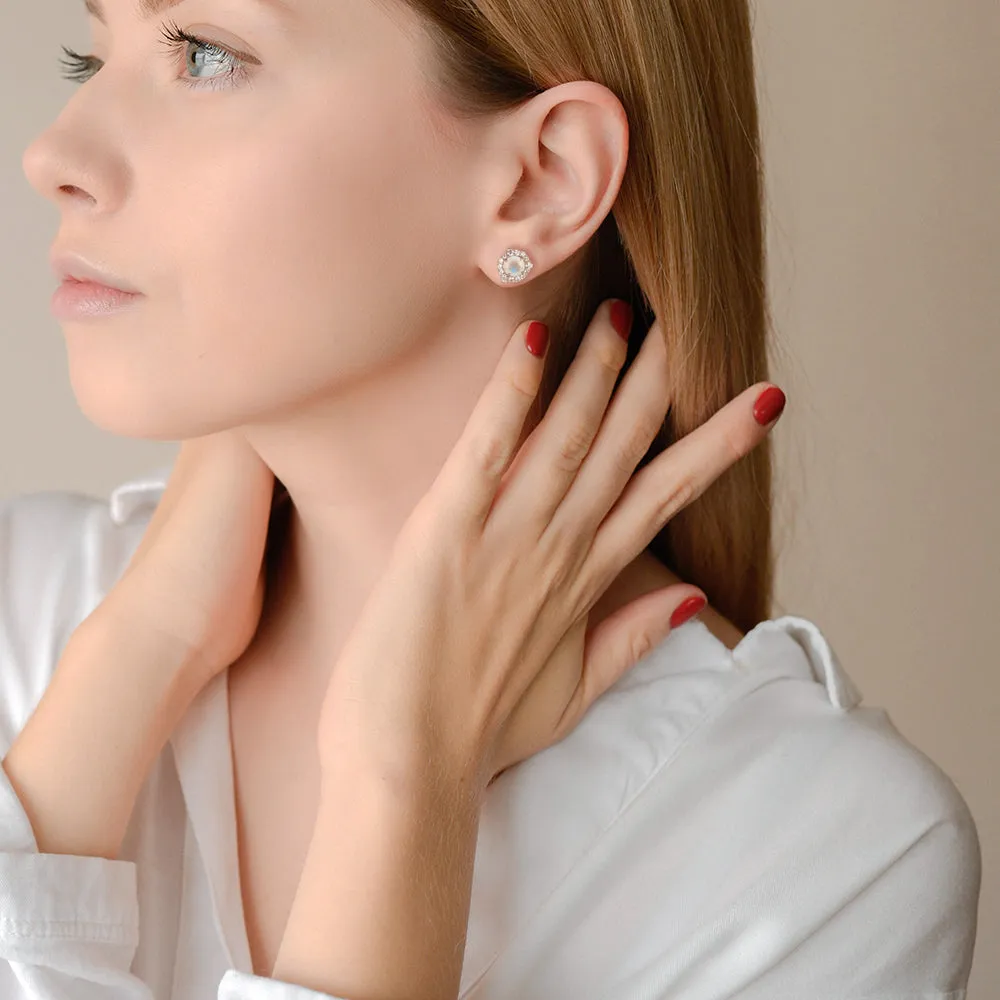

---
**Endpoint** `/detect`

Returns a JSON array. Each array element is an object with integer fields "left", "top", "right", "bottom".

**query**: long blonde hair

[{"left": 269, "top": 0, "right": 776, "bottom": 634}]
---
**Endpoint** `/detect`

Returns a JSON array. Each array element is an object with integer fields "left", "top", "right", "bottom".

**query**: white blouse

[{"left": 0, "top": 468, "right": 982, "bottom": 1000}]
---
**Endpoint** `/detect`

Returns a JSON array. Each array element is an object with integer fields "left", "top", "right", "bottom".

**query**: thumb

[{"left": 580, "top": 586, "right": 707, "bottom": 706}]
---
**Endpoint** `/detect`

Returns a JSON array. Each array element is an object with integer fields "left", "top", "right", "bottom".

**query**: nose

[
  {"left": 22, "top": 130, "right": 104, "bottom": 210},
  {"left": 21, "top": 91, "right": 125, "bottom": 213}
]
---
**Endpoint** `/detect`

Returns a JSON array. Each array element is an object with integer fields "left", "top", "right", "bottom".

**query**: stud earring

[{"left": 497, "top": 248, "right": 534, "bottom": 284}]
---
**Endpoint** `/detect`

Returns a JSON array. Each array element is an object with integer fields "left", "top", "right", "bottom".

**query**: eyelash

[{"left": 57, "top": 18, "right": 253, "bottom": 92}]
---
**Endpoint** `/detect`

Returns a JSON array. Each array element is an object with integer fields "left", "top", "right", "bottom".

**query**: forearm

[
  {"left": 272, "top": 758, "right": 483, "bottom": 1000},
  {"left": 0, "top": 595, "right": 202, "bottom": 861}
]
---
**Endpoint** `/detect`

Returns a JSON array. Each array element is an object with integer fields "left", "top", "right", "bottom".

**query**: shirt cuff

[
  {"left": 219, "top": 969, "right": 352, "bottom": 1000},
  {"left": 0, "top": 756, "right": 139, "bottom": 964}
]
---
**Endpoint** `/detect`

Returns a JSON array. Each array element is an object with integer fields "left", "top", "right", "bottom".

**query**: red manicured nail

[
  {"left": 609, "top": 299, "right": 633, "bottom": 342},
  {"left": 525, "top": 321, "right": 549, "bottom": 358},
  {"left": 753, "top": 386, "right": 786, "bottom": 426},
  {"left": 670, "top": 594, "right": 707, "bottom": 629}
]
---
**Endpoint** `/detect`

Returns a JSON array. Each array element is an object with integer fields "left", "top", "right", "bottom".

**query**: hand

[
  {"left": 109, "top": 429, "right": 277, "bottom": 692},
  {"left": 316, "top": 300, "right": 784, "bottom": 797}
]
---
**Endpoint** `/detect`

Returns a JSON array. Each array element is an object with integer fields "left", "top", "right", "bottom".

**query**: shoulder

[
  {"left": 0, "top": 468, "right": 171, "bottom": 734},
  {"left": 693, "top": 614, "right": 981, "bottom": 886},
  {"left": 724, "top": 689, "right": 981, "bottom": 994},
  {"left": 619, "top": 615, "right": 982, "bottom": 995},
  {"left": 492, "top": 614, "right": 980, "bottom": 994},
  {"left": 724, "top": 616, "right": 977, "bottom": 835}
]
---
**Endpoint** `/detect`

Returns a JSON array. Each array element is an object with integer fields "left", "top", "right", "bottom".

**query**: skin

[{"left": 22, "top": 0, "right": 745, "bottom": 979}]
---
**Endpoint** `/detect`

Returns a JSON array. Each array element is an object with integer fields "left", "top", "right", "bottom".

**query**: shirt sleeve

[
  {"left": 675, "top": 733, "right": 982, "bottom": 1000},
  {"left": 0, "top": 491, "right": 156, "bottom": 999},
  {"left": 609, "top": 679, "right": 983, "bottom": 1000},
  {"left": 748, "top": 796, "right": 983, "bottom": 1000}
]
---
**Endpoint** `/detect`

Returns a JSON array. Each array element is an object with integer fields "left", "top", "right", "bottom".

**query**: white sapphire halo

[{"left": 497, "top": 248, "right": 534, "bottom": 284}]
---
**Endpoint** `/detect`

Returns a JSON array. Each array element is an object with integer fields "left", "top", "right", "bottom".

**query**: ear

[{"left": 475, "top": 80, "right": 629, "bottom": 286}]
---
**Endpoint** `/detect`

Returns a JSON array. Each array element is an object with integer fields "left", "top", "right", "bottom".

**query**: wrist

[
  {"left": 318, "top": 679, "right": 493, "bottom": 806},
  {"left": 68, "top": 602, "right": 204, "bottom": 724},
  {"left": 85, "top": 581, "right": 210, "bottom": 698},
  {"left": 318, "top": 734, "right": 488, "bottom": 816}
]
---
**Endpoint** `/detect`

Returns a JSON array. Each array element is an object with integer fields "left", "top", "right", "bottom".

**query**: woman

[{"left": 0, "top": 0, "right": 980, "bottom": 997}]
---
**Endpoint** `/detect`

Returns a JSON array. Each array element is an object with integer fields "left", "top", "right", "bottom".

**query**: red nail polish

[
  {"left": 753, "top": 386, "right": 786, "bottom": 426},
  {"left": 525, "top": 321, "right": 549, "bottom": 358},
  {"left": 610, "top": 300, "right": 633, "bottom": 342},
  {"left": 670, "top": 594, "right": 707, "bottom": 629}
]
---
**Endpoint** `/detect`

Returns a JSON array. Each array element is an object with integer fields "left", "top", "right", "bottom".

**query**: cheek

[
  {"left": 176, "top": 105, "right": 463, "bottom": 376},
  {"left": 69, "top": 96, "right": 468, "bottom": 439},
  {"left": 213, "top": 108, "right": 452, "bottom": 327}
]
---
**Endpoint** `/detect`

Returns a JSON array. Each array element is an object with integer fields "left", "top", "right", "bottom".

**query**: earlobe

[{"left": 496, "top": 247, "right": 535, "bottom": 284}]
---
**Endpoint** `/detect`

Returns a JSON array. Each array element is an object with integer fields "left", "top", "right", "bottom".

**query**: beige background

[{"left": 1, "top": 0, "right": 996, "bottom": 994}]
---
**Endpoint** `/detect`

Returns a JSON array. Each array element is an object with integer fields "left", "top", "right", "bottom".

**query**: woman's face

[{"left": 22, "top": 0, "right": 488, "bottom": 439}]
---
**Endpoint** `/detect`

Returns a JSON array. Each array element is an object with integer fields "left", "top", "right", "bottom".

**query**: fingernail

[
  {"left": 670, "top": 594, "right": 707, "bottom": 629},
  {"left": 525, "top": 321, "right": 550, "bottom": 358},
  {"left": 753, "top": 385, "right": 786, "bottom": 426},
  {"left": 609, "top": 300, "right": 633, "bottom": 342}
]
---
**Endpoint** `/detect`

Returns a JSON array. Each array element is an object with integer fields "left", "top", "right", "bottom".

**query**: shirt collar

[{"left": 108, "top": 464, "right": 174, "bottom": 526}]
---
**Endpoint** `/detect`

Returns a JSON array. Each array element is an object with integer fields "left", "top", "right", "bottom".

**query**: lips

[{"left": 49, "top": 250, "right": 142, "bottom": 294}]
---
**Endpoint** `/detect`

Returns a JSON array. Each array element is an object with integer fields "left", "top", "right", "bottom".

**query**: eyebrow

[{"left": 83, "top": 0, "right": 293, "bottom": 26}]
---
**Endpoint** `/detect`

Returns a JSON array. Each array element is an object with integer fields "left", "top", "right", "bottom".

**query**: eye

[
  {"left": 58, "top": 18, "right": 255, "bottom": 92},
  {"left": 156, "top": 20, "right": 255, "bottom": 90}
]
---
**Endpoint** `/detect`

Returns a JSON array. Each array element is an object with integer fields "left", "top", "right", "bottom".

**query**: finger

[
  {"left": 433, "top": 318, "right": 549, "bottom": 530},
  {"left": 487, "top": 299, "right": 631, "bottom": 540},
  {"left": 586, "top": 382, "right": 785, "bottom": 578},
  {"left": 560, "top": 585, "right": 704, "bottom": 738},
  {"left": 548, "top": 317, "right": 669, "bottom": 544}
]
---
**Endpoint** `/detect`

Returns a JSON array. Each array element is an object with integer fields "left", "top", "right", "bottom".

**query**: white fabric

[{"left": 0, "top": 469, "right": 982, "bottom": 1000}]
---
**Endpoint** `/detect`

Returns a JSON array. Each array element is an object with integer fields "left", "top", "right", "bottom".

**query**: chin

[{"left": 70, "top": 383, "right": 201, "bottom": 442}]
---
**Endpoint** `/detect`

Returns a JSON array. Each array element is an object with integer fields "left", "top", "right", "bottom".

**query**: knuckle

[
  {"left": 628, "top": 628, "right": 656, "bottom": 665},
  {"left": 626, "top": 409, "right": 664, "bottom": 463},
  {"left": 607, "top": 440, "right": 638, "bottom": 479},
  {"left": 605, "top": 406, "right": 662, "bottom": 478},
  {"left": 468, "top": 429, "right": 510, "bottom": 481},
  {"left": 554, "top": 421, "right": 595, "bottom": 473},
  {"left": 608, "top": 426, "right": 648, "bottom": 477},
  {"left": 594, "top": 339, "right": 625, "bottom": 379},
  {"left": 652, "top": 474, "right": 697, "bottom": 526}
]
